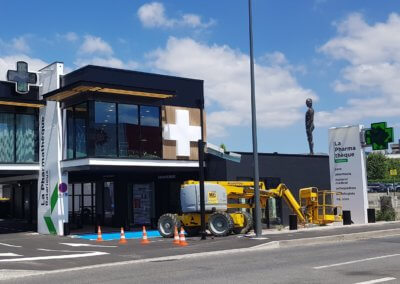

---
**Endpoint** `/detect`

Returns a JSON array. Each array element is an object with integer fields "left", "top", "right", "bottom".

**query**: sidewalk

[{"left": 242, "top": 221, "right": 400, "bottom": 247}]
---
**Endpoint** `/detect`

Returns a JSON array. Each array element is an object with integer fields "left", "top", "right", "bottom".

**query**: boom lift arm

[{"left": 265, "top": 184, "right": 305, "bottom": 223}]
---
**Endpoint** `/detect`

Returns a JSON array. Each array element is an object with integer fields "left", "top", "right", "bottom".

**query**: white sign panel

[
  {"left": 329, "top": 125, "right": 368, "bottom": 224},
  {"left": 37, "top": 63, "right": 68, "bottom": 235},
  {"left": 163, "top": 109, "right": 201, "bottom": 157}
]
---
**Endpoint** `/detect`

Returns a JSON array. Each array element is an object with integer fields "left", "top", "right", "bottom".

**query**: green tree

[
  {"left": 385, "top": 158, "right": 400, "bottom": 179},
  {"left": 220, "top": 143, "right": 227, "bottom": 152},
  {"left": 367, "top": 152, "right": 387, "bottom": 180}
]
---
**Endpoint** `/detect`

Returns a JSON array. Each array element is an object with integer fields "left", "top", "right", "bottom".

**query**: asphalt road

[
  {"left": 0, "top": 222, "right": 399, "bottom": 273},
  {"left": 2, "top": 235, "right": 400, "bottom": 283}
]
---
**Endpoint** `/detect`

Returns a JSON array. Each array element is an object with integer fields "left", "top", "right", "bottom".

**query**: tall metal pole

[
  {"left": 248, "top": 0, "right": 262, "bottom": 237},
  {"left": 198, "top": 139, "right": 206, "bottom": 240},
  {"left": 198, "top": 98, "right": 207, "bottom": 240}
]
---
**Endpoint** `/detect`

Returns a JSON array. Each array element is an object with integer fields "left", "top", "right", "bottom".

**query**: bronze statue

[{"left": 305, "top": 98, "right": 314, "bottom": 155}]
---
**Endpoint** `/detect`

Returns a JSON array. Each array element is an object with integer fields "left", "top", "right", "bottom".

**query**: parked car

[
  {"left": 367, "top": 183, "right": 386, "bottom": 193},
  {"left": 385, "top": 184, "right": 395, "bottom": 192}
]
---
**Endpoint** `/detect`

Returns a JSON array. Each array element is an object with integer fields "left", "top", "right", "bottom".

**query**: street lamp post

[{"left": 248, "top": 0, "right": 262, "bottom": 237}]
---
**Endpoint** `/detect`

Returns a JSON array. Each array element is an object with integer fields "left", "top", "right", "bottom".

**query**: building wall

[{"left": 206, "top": 153, "right": 331, "bottom": 225}]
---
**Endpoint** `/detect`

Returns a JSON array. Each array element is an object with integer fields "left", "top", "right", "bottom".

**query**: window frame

[
  {"left": 64, "top": 100, "right": 162, "bottom": 160},
  {"left": 66, "top": 102, "right": 89, "bottom": 160},
  {"left": 0, "top": 107, "right": 38, "bottom": 164}
]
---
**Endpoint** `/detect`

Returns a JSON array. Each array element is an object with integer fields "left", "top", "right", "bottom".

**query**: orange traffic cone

[
  {"left": 119, "top": 227, "right": 127, "bottom": 244},
  {"left": 179, "top": 227, "right": 188, "bottom": 246},
  {"left": 141, "top": 226, "right": 150, "bottom": 245},
  {"left": 96, "top": 226, "right": 103, "bottom": 242},
  {"left": 173, "top": 226, "right": 180, "bottom": 245}
]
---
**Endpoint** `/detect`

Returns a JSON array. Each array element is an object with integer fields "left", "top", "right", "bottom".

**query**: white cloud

[
  {"left": 75, "top": 34, "right": 139, "bottom": 70},
  {"left": 137, "top": 2, "right": 215, "bottom": 29},
  {"left": 79, "top": 35, "right": 113, "bottom": 55},
  {"left": 0, "top": 55, "right": 47, "bottom": 81},
  {"left": 74, "top": 57, "right": 139, "bottom": 69},
  {"left": 61, "top": 32, "right": 79, "bottom": 42},
  {"left": 11, "top": 36, "right": 31, "bottom": 53},
  {"left": 317, "top": 13, "right": 400, "bottom": 126},
  {"left": 0, "top": 36, "right": 31, "bottom": 54},
  {"left": 148, "top": 37, "right": 316, "bottom": 137}
]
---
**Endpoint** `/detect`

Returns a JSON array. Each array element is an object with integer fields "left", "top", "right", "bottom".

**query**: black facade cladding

[
  {"left": 58, "top": 65, "right": 204, "bottom": 108},
  {"left": 0, "top": 81, "right": 41, "bottom": 102},
  {"left": 205, "top": 152, "right": 331, "bottom": 225}
]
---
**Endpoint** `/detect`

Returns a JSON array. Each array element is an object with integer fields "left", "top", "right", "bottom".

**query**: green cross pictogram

[
  {"left": 365, "top": 122, "right": 394, "bottom": 150},
  {"left": 7, "top": 61, "right": 37, "bottom": 94}
]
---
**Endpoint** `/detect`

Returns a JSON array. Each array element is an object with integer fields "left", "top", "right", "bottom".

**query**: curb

[{"left": 276, "top": 228, "right": 400, "bottom": 248}]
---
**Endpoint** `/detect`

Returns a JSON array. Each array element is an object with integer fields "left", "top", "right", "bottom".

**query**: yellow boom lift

[{"left": 157, "top": 180, "right": 342, "bottom": 237}]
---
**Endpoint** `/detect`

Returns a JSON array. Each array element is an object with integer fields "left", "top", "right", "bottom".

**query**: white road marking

[
  {"left": 313, "top": 253, "right": 400, "bottom": 269},
  {"left": 0, "top": 253, "right": 21, "bottom": 257},
  {"left": 0, "top": 242, "right": 22, "bottom": 248},
  {"left": 0, "top": 251, "right": 108, "bottom": 262},
  {"left": 353, "top": 277, "right": 396, "bottom": 284},
  {"left": 249, "top": 237, "right": 269, "bottom": 240},
  {"left": 60, "top": 243, "right": 117, "bottom": 248},
  {"left": 37, "top": 248, "right": 105, "bottom": 253}
]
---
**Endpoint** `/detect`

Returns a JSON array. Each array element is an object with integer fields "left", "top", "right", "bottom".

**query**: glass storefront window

[
  {"left": 118, "top": 104, "right": 139, "bottom": 158},
  {"left": 66, "top": 104, "right": 87, "bottom": 159},
  {"left": 75, "top": 103, "right": 88, "bottom": 158},
  {"left": 16, "top": 114, "right": 37, "bottom": 162},
  {"left": 95, "top": 102, "right": 117, "bottom": 157},
  {"left": 140, "top": 106, "right": 161, "bottom": 159},
  {"left": 104, "top": 181, "right": 115, "bottom": 226},
  {"left": 0, "top": 113, "right": 14, "bottom": 163},
  {"left": 0, "top": 112, "right": 38, "bottom": 163},
  {"left": 65, "top": 102, "right": 162, "bottom": 160},
  {"left": 66, "top": 107, "right": 74, "bottom": 159},
  {"left": 140, "top": 106, "right": 160, "bottom": 127}
]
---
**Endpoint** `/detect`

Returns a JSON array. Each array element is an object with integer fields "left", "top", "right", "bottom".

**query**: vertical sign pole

[
  {"left": 198, "top": 139, "right": 206, "bottom": 240},
  {"left": 198, "top": 98, "right": 206, "bottom": 240},
  {"left": 248, "top": 0, "right": 262, "bottom": 237},
  {"left": 393, "top": 175, "right": 395, "bottom": 197}
]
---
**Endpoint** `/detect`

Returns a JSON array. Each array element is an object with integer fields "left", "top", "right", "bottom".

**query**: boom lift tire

[
  {"left": 158, "top": 213, "right": 181, "bottom": 238},
  {"left": 233, "top": 211, "right": 253, "bottom": 234},
  {"left": 208, "top": 212, "right": 234, "bottom": 237}
]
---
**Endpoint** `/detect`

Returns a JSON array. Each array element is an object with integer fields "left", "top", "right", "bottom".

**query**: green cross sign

[
  {"left": 365, "top": 122, "right": 394, "bottom": 150},
  {"left": 7, "top": 61, "right": 37, "bottom": 94}
]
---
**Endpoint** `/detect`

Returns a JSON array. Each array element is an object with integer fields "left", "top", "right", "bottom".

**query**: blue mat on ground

[{"left": 73, "top": 230, "right": 162, "bottom": 241}]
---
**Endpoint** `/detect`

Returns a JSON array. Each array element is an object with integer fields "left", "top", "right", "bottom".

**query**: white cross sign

[{"left": 163, "top": 109, "right": 202, "bottom": 157}]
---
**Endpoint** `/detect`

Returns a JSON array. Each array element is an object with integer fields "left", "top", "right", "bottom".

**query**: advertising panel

[{"left": 329, "top": 125, "right": 368, "bottom": 224}]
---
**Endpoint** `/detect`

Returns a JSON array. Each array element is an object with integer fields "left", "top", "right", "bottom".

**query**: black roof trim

[
  {"left": 43, "top": 80, "right": 176, "bottom": 99},
  {"left": 64, "top": 65, "right": 203, "bottom": 83},
  {"left": 234, "top": 152, "right": 329, "bottom": 158}
]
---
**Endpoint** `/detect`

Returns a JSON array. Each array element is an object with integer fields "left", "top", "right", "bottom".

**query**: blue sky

[{"left": 0, "top": 0, "right": 399, "bottom": 154}]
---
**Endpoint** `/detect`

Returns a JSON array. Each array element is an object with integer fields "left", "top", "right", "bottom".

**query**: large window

[
  {"left": 140, "top": 106, "right": 161, "bottom": 158},
  {"left": 0, "top": 112, "right": 38, "bottom": 163},
  {"left": 66, "top": 103, "right": 88, "bottom": 159},
  {"left": 118, "top": 104, "right": 139, "bottom": 158},
  {"left": 16, "top": 114, "right": 37, "bottom": 162},
  {"left": 75, "top": 104, "right": 88, "bottom": 158},
  {"left": 95, "top": 102, "right": 117, "bottom": 157},
  {"left": 0, "top": 113, "right": 15, "bottom": 162},
  {"left": 66, "top": 101, "right": 161, "bottom": 159}
]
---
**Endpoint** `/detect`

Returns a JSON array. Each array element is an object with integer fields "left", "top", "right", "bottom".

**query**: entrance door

[
  {"left": 68, "top": 183, "right": 96, "bottom": 229},
  {"left": 131, "top": 183, "right": 154, "bottom": 227},
  {"left": 0, "top": 181, "right": 37, "bottom": 233},
  {"left": 104, "top": 181, "right": 115, "bottom": 226}
]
